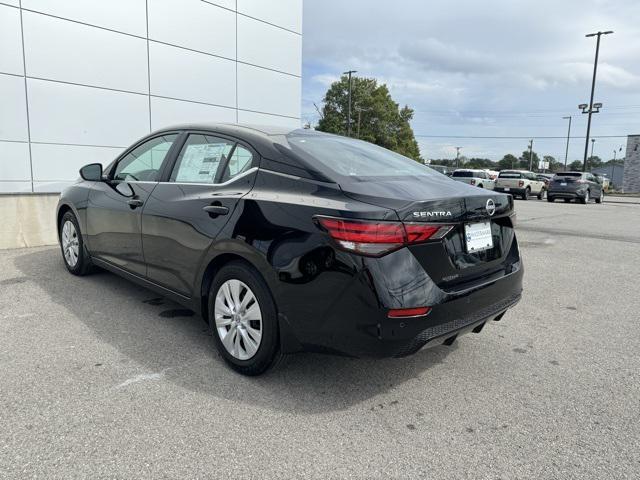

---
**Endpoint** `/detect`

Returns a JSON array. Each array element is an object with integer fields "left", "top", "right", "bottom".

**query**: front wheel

[
  {"left": 537, "top": 189, "right": 546, "bottom": 200},
  {"left": 59, "top": 211, "right": 92, "bottom": 275},
  {"left": 208, "top": 261, "right": 281, "bottom": 376}
]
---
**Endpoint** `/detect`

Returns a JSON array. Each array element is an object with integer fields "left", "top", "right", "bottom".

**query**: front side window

[
  {"left": 170, "top": 134, "right": 235, "bottom": 184},
  {"left": 113, "top": 134, "right": 178, "bottom": 182}
]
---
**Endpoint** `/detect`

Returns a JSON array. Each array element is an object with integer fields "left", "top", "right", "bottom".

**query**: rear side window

[
  {"left": 114, "top": 134, "right": 178, "bottom": 182},
  {"left": 170, "top": 134, "right": 235, "bottom": 184},
  {"left": 220, "top": 146, "right": 253, "bottom": 182},
  {"left": 452, "top": 171, "right": 473, "bottom": 178},
  {"left": 285, "top": 133, "right": 437, "bottom": 180}
]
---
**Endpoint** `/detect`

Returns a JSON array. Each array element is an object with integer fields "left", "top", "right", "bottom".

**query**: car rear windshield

[
  {"left": 452, "top": 171, "right": 474, "bottom": 177},
  {"left": 284, "top": 133, "right": 438, "bottom": 180},
  {"left": 498, "top": 172, "right": 522, "bottom": 178},
  {"left": 555, "top": 172, "right": 582, "bottom": 178}
]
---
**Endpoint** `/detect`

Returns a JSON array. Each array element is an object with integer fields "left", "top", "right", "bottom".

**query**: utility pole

[
  {"left": 455, "top": 147, "right": 461, "bottom": 168},
  {"left": 528, "top": 139, "right": 534, "bottom": 171},
  {"left": 581, "top": 30, "right": 613, "bottom": 172},
  {"left": 562, "top": 116, "right": 572, "bottom": 171},
  {"left": 343, "top": 70, "right": 357, "bottom": 136},
  {"left": 589, "top": 138, "right": 596, "bottom": 169}
]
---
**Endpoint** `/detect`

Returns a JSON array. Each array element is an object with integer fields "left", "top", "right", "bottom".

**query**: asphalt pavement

[{"left": 1, "top": 198, "right": 639, "bottom": 479}]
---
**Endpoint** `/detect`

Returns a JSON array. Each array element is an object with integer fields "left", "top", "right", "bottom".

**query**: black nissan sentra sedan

[{"left": 57, "top": 124, "right": 523, "bottom": 375}]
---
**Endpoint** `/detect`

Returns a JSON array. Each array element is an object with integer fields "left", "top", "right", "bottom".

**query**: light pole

[
  {"left": 589, "top": 138, "right": 596, "bottom": 170},
  {"left": 343, "top": 70, "right": 357, "bottom": 136},
  {"left": 562, "top": 116, "right": 572, "bottom": 171},
  {"left": 354, "top": 105, "right": 371, "bottom": 139},
  {"left": 528, "top": 139, "right": 534, "bottom": 171},
  {"left": 580, "top": 30, "right": 613, "bottom": 172},
  {"left": 455, "top": 147, "right": 461, "bottom": 168}
]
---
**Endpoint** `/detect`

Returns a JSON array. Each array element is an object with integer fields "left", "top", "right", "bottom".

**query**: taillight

[
  {"left": 518, "top": 180, "right": 525, "bottom": 187},
  {"left": 388, "top": 307, "right": 431, "bottom": 318},
  {"left": 577, "top": 179, "right": 587, "bottom": 184},
  {"left": 470, "top": 179, "right": 476, "bottom": 185},
  {"left": 315, "top": 217, "right": 452, "bottom": 257}
]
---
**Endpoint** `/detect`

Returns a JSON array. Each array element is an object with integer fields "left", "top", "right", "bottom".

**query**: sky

[{"left": 301, "top": 0, "right": 640, "bottom": 163}]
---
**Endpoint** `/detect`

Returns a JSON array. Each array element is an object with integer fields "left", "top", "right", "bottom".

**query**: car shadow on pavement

[{"left": 15, "top": 248, "right": 454, "bottom": 414}]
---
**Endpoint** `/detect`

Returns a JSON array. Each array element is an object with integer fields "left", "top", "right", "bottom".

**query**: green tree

[
  {"left": 466, "top": 158, "right": 497, "bottom": 169},
  {"left": 498, "top": 154, "right": 519, "bottom": 170},
  {"left": 317, "top": 75, "right": 421, "bottom": 160},
  {"left": 520, "top": 149, "right": 540, "bottom": 171},
  {"left": 568, "top": 160, "right": 583, "bottom": 171},
  {"left": 587, "top": 155, "right": 602, "bottom": 170}
]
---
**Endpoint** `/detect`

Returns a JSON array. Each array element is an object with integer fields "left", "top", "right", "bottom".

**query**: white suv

[
  {"left": 495, "top": 170, "right": 546, "bottom": 200},
  {"left": 451, "top": 169, "right": 496, "bottom": 190}
]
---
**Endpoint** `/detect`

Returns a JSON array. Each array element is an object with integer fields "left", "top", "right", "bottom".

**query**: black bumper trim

[{"left": 393, "top": 292, "right": 521, "bottom": 357}]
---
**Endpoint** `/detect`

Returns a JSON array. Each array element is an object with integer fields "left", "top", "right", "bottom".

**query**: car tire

[
  {"left": 522, "top": 188, "right": 530, "bottom": 200},
  {"left": 59, "top": 211, "right": 93, "bottom": 276},
  {"left": 581, "top": 190, "right": 590, "bottom": 205},
  {"left": 547, "top": 196, "right": 554, "bottom": 203},
  {"left": 595, "top": 191, "right": 604, "bottom": 204},
  {"left": 537, "top": 189, "right": 546, "bottom": 200},
  {"left": 564, "top": 198, "right": 571, "bottom": 203},
  {"left": 208, "top": 261, "right": 281, "bottom": 376},
  {"left": 477, "top": 184, "right": 483, "bottom": 188}
]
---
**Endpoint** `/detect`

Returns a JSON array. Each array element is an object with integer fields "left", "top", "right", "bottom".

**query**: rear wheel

[
  {"left": 208, "top": 261, "right": 281, "bottom": 376},
  {"left": 581, "top": 190, "right": 590, "bottom": 204},
  {"left": 595, "top": 191, "right": 604, "bottom": 204},
  {"left": 59, "top": 211, "right": 92, "bottom": 275},
  {"left": 522, "top": 188, "right": 530, "bottom": 200},
  {"left": 547, "top": 196, "right": 554, "bottom": 203},
  {"left": 564, "top": 198, "right": 571, "bottom": 203}
]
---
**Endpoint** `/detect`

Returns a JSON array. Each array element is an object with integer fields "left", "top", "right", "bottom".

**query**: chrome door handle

[
  {"left": 127, "top": 198, "right": 144, "bottom": 208},
  {"left": 203, "top": 205, "right": 229, "bottom": 216}
]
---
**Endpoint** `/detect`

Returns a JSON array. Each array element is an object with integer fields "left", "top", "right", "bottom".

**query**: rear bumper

[
  {"left": 495, "top": 187, "right": 525, "bottom": 195},
  {"left": 282, "top": 250, "right": 524, "bottom": 359},
  {"left": 548, "top": 189, "right": 586, "bottom": 199}
]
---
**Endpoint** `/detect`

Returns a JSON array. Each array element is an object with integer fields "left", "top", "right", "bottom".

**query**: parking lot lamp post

[
  {"left": 562, "top": 116, "right": 572, "bottom": 171},
  {"left": 528, "top": 139, "right": 533, "bottom": 171},
  {"left": 455, "top": 147, "right": 461, "bottom": 168},
  {"left": 581, "top": 30, "right": 613, "bottom": 172},
  {"left": 590, "top": 138, "right": 596, "bottom": 168}
]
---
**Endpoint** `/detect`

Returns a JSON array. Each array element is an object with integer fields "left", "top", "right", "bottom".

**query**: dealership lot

[{"left": 1, "top": 199, "right": 639, "bottom": 479}]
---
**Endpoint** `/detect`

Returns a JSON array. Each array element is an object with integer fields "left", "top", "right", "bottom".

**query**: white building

[{"left": 0, "top": 0, "right": 302, "bottom": 194}]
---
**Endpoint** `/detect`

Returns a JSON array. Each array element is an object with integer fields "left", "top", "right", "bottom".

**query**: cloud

[{"left": 398, "top": 38, "right": 498, "bottom": 74}]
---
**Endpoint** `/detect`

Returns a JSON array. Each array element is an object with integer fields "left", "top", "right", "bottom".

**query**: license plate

[
  {"left": 561, "top": 182, "right": 567, "bottom": 186},
  {"left": 465, "top": 221, "right": 493, "bottom": 253},
  {"left": 504, "top": 187, "right": 510, "bottom": 191}
]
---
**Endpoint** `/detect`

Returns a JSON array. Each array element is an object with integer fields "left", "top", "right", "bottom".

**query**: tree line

[{"left": 431, "top": 153, "right": 624, "bottom": 172}]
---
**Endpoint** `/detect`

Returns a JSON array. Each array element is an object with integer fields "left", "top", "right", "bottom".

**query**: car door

[
  {"left": 141, "top": 132, "right": 258, "bottom": 296},
  {"left": 529, "top": 172, "right": 542, "bottom": 194},
  {"left": 85, "top": 133, "right": 179, "bottom": 276},
  {"left": 587, "top": 173, "right": 602, "bottom": 197}
]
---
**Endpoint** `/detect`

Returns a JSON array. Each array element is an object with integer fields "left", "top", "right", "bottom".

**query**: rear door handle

[
  {"left": 203, "top": 205, "right": 229, "bottom": 216},
  {"left": 127, "top": 198, "right": 144, "bottom": 208}
]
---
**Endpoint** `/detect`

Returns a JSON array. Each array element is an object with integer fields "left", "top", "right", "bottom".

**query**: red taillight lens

[
  {"left": 518, "top": 180, "right": 525, "bottom": 187},
  {"left": 316, "top": 217, "right": 451, "bottom": 257},
  {"left": 388, "top": 307, "right": 431, "bottom": 318},
  {"left": 470, "top": 179, "right": 476, "bottom": 185}
]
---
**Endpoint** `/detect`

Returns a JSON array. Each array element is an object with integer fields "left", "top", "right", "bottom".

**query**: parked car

[
  {"left": 429, "top": 164, "right": 452, "bottom": 176},
  {"left": 56, "top": 124, "right": 523, "bottom": 376},
  {"left": 494, "top": 170, "right": 546, "bottom": 200},
  {"left": 451, "top": 169, "right": 496, "bottom": 189},
  {"left": 594, "top": 174, "right": 611, "bottom": 192},
  {"left": 547, "top": 172, "right": 604, "bottom": 204}
]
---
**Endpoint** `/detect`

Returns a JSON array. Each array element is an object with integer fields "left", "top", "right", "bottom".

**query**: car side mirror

[{"left": 79, "top": 163, "right": 103, "bottom": 181}]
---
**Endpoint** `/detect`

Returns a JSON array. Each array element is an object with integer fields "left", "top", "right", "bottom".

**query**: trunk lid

[{"left": 339, "top": 177, "right": 518, "bottom": 290}]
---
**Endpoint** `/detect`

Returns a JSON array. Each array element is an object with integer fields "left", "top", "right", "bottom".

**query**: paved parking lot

[{"left": 1, "top": 198, "right": 639, "bottom": 479}]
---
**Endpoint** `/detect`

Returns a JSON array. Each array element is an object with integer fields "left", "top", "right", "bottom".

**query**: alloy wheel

[
  {"left": 61, "top": 220, "right": 80, "bottom": 267},
  {"left": 214, "top": 279, "right": 263, "bottom": 360}
]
